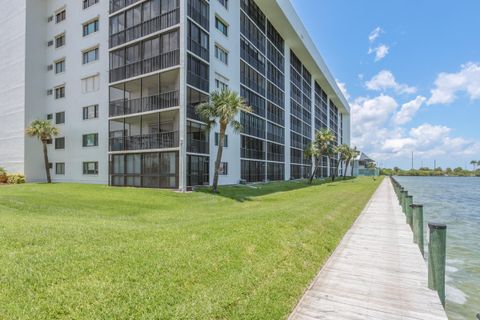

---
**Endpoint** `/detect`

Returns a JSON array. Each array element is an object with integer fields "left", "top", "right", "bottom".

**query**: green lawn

[{"left": 0, "top": 177, "right": 382, "bottom": 319}]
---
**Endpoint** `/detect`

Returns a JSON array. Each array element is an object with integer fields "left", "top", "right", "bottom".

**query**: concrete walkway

[{"left": 289, "top": 178, "right": 448, "bottom": 320}]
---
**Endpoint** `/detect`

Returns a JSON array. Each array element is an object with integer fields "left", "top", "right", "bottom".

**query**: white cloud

[
  {"left": 336, "top": 80, "right": 350, "bottom": 101},
  {"left": 369, "top": 27, "right": 383, "bottom": 42},
  {"left": 368, "top": 44, "right": 390, "bottom": 61},
  {"left": 393, "top": 96, "right": 426, "bottom": 125},
  {"left": 350, "top": 95, "right": 399, "bottom": 150},
  {"left": 428, "top": 62, "right": 480, "bottom": 105},
  {"left": 365, "top": 70, "right": 417, "bottom": 94},
  {"left": 349, "top": 93, "right": 480, "bottom": 166}
]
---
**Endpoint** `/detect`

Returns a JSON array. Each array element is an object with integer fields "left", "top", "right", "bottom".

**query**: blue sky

[{"left": 291, "top": 0, "right": 480, "bottom": 169}]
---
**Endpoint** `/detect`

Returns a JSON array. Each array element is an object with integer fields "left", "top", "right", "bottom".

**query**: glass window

[
  {"left": 219, "top": 162, "right": 228, "bottom": 175},
  {"left": 82, "top": 133, "right": 99, "bottom": 147},
  {"left": 83, "top": 0, "right": 99, "bottom": 9},
  {"left": 55, "top": 10, "right": 66, "bottom": 23},
  {"left": 83, "top": 19, "right": 99, "bottom": 36},
  {"left": 214, "top": 133, "right": 228, "bottom": 147},
  {"left": 55, "top": 33, "right": 65, "bottom": 48},
  {"left": 215, "top": 17, "right": 228, "bottom": 36},
  {"left": 55, "top": 59, "right": 65, "bottom": 74},
  {"left": 83, "top": 161, "right": 98, "bottom": 175},
  {"left": 81, "top": 75, "right": 100, "bottom": 93},
  {"left": 55, "top": 163, "right": 65, "bottom": 175},
  {"left": 55, "top": 86, "right": 65, "bottom": 99},
  {"left": 218, "top": 0, "right": 228, "bottom": 9},
  {"left": 83, "top": 47, "right": 99, "bottom": 64},
  {"left": 215, "top": 79, "right": 228, "bottom": 91},
  {"left": 55, "top": 137, "right": 65, "bottom": 150},
  {"left": 55, "top": 111, "right": 65, "bottom": 124},
  {"left": 214, "top": 45, "right": 228, "bottom": 64},
  {"left": 83, "top": 105, "right": 99, "bottom": 119}
]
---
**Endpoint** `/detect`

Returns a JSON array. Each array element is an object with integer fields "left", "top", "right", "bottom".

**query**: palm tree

[
  {"left": 336, "top": 144, "right": 352, "bottom": 179},
  {"left": 315, "top": 129, "right": 337, "bottom": 181},
  {"left": 304, "top": 142, "right": 320, "bottom": 184},
  {"left": 470, "top": 160, "right": 478, "bottom": 171},
  {"left": 350, "top": 147, "right": 360, "bottom": 177},
  {"left": 26, "top": 120, "right": 59, "bottom": 183},
  {"left": 197, "top": 89, "right": 251, "bottom": 193}
]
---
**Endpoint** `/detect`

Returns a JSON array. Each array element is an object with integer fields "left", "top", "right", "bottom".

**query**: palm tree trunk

[
  {"left": 42, "top": 141, "right": 51, "bottom": 183},
  {"left": 329, "top": 157, "right": 335, "bottom": 181},
  {"left": 212, "top": 123, "right": 226, "bottom": 193},
  {"left": 344, "top": 158, "right": 351, "bottom": 179},
  {"left": 309, "top": 157, "right": 317, "bottom": 184},
  {"left": 351, "top": 160, "right": 355, "bottom": 177}
]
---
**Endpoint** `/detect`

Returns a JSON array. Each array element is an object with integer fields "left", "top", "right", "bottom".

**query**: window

[
  {"left": 55, "top": 10, "right": 66, "bottom": 23},
  {"left": 187, "top": 20, "right": 209, "bottom": 61},
  {"left": 83, "top": 0, "right": 99, "bottom": 9},
  {"left": 83, "top": 161, "right": 98, "bottom": 175},
  {"left": 49, "top": 163, "right": 53, "bottom": 169},
  {"left": 83, "top": 105, "right": 99, "bottom": 119},
  {"left": 217, "top": 0, "right": 228, "bottom": 9},
  {"left": 214, "top": 45, "right": 228, "bottom": 64},
  {"left": 83, "top": 133, "right": 99, "bottom": 147},
  {"left": 81, "top": 75, "right": 100, "bottom": 93},
  {"left": 55, "top": 33, "right": 65, "bottom": 48},
  {"left": 215, "top": 79, "right": 228, "bottom": 91},
  {"left": 215, "top": 17, "right": 228, "bottom": 36},
  {"left": 55, "top": 59, "right": 65, "bottom": 74},
  {"left": 55, "top": 111, "right": 65, "bottom": 124},
  {"left": 47, "top": 114, "right": 53, "bottom": 120},
  {"left": 83, "top": 47, "right": 99, "bottom": 64},
  {"left": 83, "top": 19, "right": 99, "bottom": 36},
  {"left": 219, "top": 162, "right": 228, "bottom": 175},
  {"left": 214, "top": 133, "right": 228, "bottom": 147},
  {"left": 55, "top": 163, "right": 65, "bottom": 175},
  {"left": 55, "top": 137, "right": 65, "bottom": 150},
  {"left": 55, "top": 86, "right": 65, "bottom": 99}
]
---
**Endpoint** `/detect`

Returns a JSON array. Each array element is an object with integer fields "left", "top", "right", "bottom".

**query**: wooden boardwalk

[{"left": 289, "top": 178, "right": 448, "bottom": 320}]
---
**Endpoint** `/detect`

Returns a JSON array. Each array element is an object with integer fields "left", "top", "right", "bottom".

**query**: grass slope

[{"left": 0, "top": 177, "right": 382, "bottom": 319}]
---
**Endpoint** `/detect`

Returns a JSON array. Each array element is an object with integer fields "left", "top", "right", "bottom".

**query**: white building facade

[{"left": 0, "top": 0, "right": 350, "bottom": 190}]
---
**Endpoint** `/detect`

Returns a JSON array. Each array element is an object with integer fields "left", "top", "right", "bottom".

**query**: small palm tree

[
  {"left": 470, "top": 160, "right": 478, "bottom": 171},
  {"left": 336, "top": 144, "right": 351, "bottom": 179},
  {"left": 314, "top": 129, "right": 337, "bottom": 182},
  {"left": 304, "top": 142, "right": 320, "bottom": 184},
  {"left": 350, "top": 147, "right": 360, "bottom": 177},
  {"left": 197, "top": 89, "right": 251, "bottom": 193},
  {"left": 26, "top": 120, "right": 59, "bottom": 183}
]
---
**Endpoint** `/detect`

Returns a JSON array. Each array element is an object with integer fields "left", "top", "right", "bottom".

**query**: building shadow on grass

[{"left": 195, "top": 177, "right": 357, "bottom": 202}]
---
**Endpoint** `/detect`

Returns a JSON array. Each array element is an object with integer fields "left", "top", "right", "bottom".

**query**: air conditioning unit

[
  {"left": 47, "top": 89, "right": 53, "bottom": 96},
  {"left": 47, "top": 16, "right": 53, "bottom": 22},
  {"left": 47, "top": 64, "right": 53, "bottom": 71},
  {"left": 47, "top": 40, "right": 54, "bottom": 47}
]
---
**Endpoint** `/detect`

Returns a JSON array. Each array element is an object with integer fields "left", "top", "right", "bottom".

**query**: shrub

[
  {"left": 0, "top": 167, "right": 7, "bottom": 184},
  {"left": 7, "top": 174, "right": 25, "bottom": 184}
]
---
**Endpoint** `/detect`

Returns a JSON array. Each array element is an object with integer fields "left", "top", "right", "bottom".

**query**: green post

[
  {"left": 411, "top": 204, "right": 424, "bottom": 256},
  {"left": 428, "top": 222, "right": 447, "bottom": 308},
  {"left": 405, "top": 195, "right": 413, "bottom": 227},
  {"left": 401, "top": 190, "right": 408, "bottom": 214}
]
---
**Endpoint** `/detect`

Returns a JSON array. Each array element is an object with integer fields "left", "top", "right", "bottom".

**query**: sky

[{"left": 291, "top": 0, "right": 480, "bottom": 170}]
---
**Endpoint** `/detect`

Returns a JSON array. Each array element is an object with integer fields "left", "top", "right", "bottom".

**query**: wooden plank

[{"left": 289, "top": 179, "right": 448, "bottom": 320}]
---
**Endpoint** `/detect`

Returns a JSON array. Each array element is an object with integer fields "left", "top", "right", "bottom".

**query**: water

[{"left": 395, "top": 176, "right": 480, "bottom": 320}]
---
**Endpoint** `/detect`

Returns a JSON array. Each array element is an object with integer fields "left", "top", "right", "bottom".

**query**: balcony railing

[
  {"left": 241, "top": 148, "right": 265, "bottom": 160},
  {"left": 110, "top": 131, "right": 179, "bottom": 151},
  {"left": 187, "top": 139, "right": 209, "bottom": 154},
  {"left": 110, "top": 91, "right": 179, "bottom": 117},
  {"left": 110, "top": 9, "right": 180, "bottom": 48},
  {"left": 110, "top": 0, "right": 142, "bottom": 14},
  {"left": 110, "top": 49, "right": 179, "bottom": 83}
]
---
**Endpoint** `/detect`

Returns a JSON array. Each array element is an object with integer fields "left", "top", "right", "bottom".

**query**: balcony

[
  {"left": 110, "top": 8, "right": 180, "bottom": 48},
  {"left": 110, "top": 131, "right": 179, "bottom": 152},
  {"left": 110, "top": 90, "right": 179, "bottom": 117},
  {"left": 110, "top": 49, "right": 180, "bottom": 83},
  {"left": 109, "top": 0, "right": 142, "bottom": 13}
]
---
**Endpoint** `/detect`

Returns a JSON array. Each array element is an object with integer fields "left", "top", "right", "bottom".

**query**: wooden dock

[{"left": 289, "top": 178, "right": 448, "bottom": 320}]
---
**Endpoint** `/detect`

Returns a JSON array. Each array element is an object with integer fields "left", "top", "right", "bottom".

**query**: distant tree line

[{"left": 381, "top": 166, "right": 480, "bottom": 177}]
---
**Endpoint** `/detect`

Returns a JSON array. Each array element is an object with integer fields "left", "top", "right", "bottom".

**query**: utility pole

[{"left": 434, "top": 160, "right": 436, "bottom": 170}]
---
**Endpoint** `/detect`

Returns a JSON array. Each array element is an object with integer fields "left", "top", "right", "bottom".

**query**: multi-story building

[{"left": 0, "top": 0, "right": 350, "bottom": 191}]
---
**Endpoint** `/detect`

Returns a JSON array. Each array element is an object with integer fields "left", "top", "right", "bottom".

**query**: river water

[{"left": 395, "top": 176, "right": 480, "bottom": 320}]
